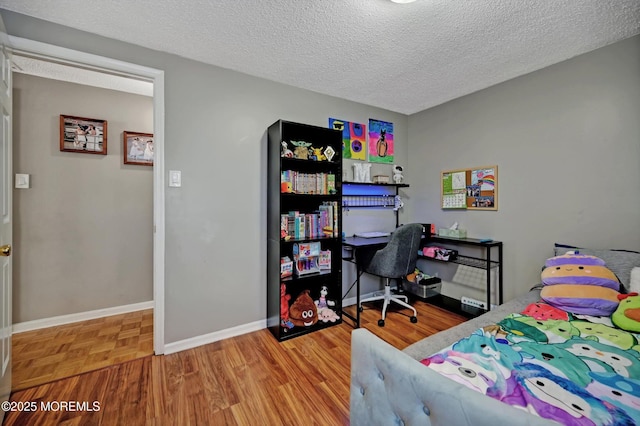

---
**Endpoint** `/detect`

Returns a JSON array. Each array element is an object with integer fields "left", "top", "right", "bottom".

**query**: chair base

[{"left": 359, "top": 281, "right": 418, "bottom": 326}]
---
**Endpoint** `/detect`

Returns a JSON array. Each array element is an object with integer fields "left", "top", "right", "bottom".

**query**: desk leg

[
  {"left": 486, "top": 248, "right": 491, "bottom": 311},
  {"left": 498, "top": 244, "right": 503, "bottom": 305},
  {"left": 356, "top": 263, "right": 361, "bottom": 328},
  {"left": 341, "top": 257, "right": 361, "bottom": 329}
]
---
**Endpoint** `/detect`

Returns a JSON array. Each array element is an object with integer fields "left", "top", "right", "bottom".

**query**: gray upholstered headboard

[{"left": 350, "top": 327, "right": 556, "bottom": 426}]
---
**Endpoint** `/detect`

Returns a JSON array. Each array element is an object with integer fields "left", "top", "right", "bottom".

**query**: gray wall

[
  {"left": 12, "top": 73, "right": 153, "bottom": 322},
  {"left": 407, "top": 35, "right": 640, "bottom": 302},
  {"left": 1, "top": 11, "right": 408, "bottom": 343}
]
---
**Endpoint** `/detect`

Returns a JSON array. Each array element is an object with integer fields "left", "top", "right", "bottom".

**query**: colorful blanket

[{"left": 421, "top": 302, "right": 640, "bottom": 426}]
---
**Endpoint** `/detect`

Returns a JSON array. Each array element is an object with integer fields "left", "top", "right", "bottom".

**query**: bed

[{"left": 350, "top": 245, "right": 640, "bottom": 426}]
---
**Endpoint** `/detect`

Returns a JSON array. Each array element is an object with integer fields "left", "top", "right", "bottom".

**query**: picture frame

[
  {"left": 60, "top": 114, "right": 107, "bottom": 155},
  {"left": 123, "top": 131, "right": 154, "bottom": 166},
  {"left": 441, "top": 165, "right": 498, "bottom": 211}
]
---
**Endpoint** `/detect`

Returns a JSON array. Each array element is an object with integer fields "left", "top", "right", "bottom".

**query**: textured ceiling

[{"left": 1, "top": 0, "right": 639, "bottom": 114}]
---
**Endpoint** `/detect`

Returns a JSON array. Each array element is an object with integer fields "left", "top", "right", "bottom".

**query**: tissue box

[{"left": 438, "top": 228, "right": 467, "bottom": 238}]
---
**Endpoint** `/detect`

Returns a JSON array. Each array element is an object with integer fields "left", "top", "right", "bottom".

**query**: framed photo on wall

[
  {"left": 60, "top": 114, "right": 107, "bottom": 155},
  {"left": 123, "top": 131, "right": 154, "bottom": 166}
]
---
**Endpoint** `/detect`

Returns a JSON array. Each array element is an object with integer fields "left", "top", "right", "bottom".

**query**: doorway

[{"left": 7, "top": 38, "right": 165, "bottom": 389}]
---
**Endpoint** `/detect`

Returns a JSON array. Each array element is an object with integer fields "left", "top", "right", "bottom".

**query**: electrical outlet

[{"left": 461, "top": 296, "right": 487, "bottom": 310}]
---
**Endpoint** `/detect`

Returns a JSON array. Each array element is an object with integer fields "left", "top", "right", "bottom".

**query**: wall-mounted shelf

[
  {"left": 342, "top": 182, "right": 409, "bottom": 227},
  {"left": 343, "top": 181, "right": 409, "bottom": 188}
]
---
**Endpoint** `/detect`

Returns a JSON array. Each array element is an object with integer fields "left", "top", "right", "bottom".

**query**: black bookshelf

[{"left": 266, "top": 120, "right": 343, "bottom": 341}]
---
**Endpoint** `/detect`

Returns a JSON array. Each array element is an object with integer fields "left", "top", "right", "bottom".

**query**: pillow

[
  {"left": 541, "top": 284, "right": 620, "bottom": 316},
  {"left": 554, "top": 243, "right": 640, "bottom": 291},
  {"left": 612, "top": 293, "right": 640, "bottom": 332},
  {"left": 541, "top": 255, "right": 620, "bottom": 290}
]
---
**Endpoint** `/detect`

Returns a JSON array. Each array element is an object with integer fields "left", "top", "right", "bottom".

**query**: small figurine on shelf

[
  {"left": 324, "top": 146, "right": 336, "bottom": 162},
  {"left": 394, "top": 195, "right": 404, "bottom": 211},
  {"left": 281, "top": 141, "right": 294, "bottom": 158},
  {"left": 393, "top": 165, "right": 404, "bottom": 184},
  {"left": 290, "top": 140, "right": 312, "bottom": 160},
  {"left": 310, "top": 146, "right": 327, "bottom": 161}
]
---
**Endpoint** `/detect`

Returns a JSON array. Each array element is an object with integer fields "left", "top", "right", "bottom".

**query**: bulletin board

[{"left": 441, "top": 166, "right": 498, "bottom": 211}]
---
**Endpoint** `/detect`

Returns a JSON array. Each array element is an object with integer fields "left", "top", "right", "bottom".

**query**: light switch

[
  {"left": 169, "top": 170, "right": 181, "bottom": 187},
  {"left": 15, "top": 173, "right": 29, "bottom": 189}
]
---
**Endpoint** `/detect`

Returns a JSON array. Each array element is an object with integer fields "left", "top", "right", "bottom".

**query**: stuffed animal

[
  {"left": 290, "top": 140, "right": 312, "bottom": 160},
  {"left": 280, "top": 284, "right": 294, "bottom": 329},
  {"left": 310, "top": 147, "right": 326, "bottom": 161},
  {"left": 540, "top": 253, "right": 621, "bottom": 316},
  {"left": 612, "top": 293, "right": 640, "bottom": 332},
  {"left": 281, "top": 141, "right": 293, "bottom": 158},
  {"left": 317, "top": 307, "right": 340, "bottom": 323},
  {"left": 314, "top": 285, "right": 335, "bottom": 309},
  {"left": 289, "top": 289, "right": 318, "bottom": 327}
]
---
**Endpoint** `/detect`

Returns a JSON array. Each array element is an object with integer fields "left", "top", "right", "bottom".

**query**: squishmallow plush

[
  {"left": 289, "top": 290, "right": 318, "bottom": 327},
  {"left": 521, "top": 302, "right": 570, "bottom": 321},
  {"left": 612, "top": 293, "right": 640, "bottom": 333},
  {"left": 540, "top": 254, "right": 621, "bottom": 316},
  {"left": 542, "top": 262, "right": 620, "bottom": 290},
  {"left": 540, "top": 284, "right": 620, "bottom": 316}
]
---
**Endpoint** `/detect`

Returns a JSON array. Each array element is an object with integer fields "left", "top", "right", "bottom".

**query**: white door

[{"left": 0, "top": 12, "right": 11, "bottom": 422}]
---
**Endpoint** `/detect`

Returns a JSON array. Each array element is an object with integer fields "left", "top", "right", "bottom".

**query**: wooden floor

[
  {"left": 11, "top": 309, "right": 154, "bottom": 391},
  {"left": 4, "top": 300, "right": 466, "bottom": 425}
]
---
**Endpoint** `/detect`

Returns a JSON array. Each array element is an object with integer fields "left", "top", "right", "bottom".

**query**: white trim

[
  {"left": 164, "top": 320, "right": 267, "bottom": 355},
  {"left": 152, "top": 71, "right": 165, "bottom": 355},
  {"left": 7, "top": 36, "right": 166, "bottom": 354},
  {"left": 12, "top": 301, "right": 154, "bottom": 334}
]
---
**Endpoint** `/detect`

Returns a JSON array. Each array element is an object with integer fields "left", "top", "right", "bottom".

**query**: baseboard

[
  {"left": 164, "top": 319, "right": 267, "bottom": 355},
  {"left": 343, "top": 291, "right": 379, "bottom": 307},
  {"left": 12, "top": 301, "right": 154, "bottom": 334}
]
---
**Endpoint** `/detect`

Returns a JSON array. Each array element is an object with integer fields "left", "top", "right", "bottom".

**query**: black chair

[{"left": 358, "top": 223, "right": 422, "bottom": 327}]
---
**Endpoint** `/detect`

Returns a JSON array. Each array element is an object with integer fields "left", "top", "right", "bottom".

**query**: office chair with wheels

[{"left": 358, "top": 223, "right": 423, "bottom": 327}]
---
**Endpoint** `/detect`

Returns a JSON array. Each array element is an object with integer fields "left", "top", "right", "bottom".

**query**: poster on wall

[
  {"left": 368, "top": 119, "right": 393, "bottom": 164},
  {"left": 329, "top": 118, "right": 367, "bottom": 160},
  {"left": 469, "top": 167, "right": 496, "bottom": 209}
]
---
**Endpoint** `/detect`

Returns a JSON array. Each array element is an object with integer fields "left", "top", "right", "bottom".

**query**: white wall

[
  {"left": 407, "top": 35, "right": 640, "bottom": 302},
  {"left": 12, "top": 73, "right": 153, "bottom": 322}
]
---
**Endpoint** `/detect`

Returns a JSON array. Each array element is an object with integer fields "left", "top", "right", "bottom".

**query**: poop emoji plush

[
  {"left": 289, "top": 289, "right": 318, "bottom": 327},
  {"left": 612, "top": 293, "right": 640, "bottom": 333}
]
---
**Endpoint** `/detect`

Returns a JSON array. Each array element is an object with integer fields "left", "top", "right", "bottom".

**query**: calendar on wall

[{"left": 441, "top": 166, "right": 498, "bottom": 211}]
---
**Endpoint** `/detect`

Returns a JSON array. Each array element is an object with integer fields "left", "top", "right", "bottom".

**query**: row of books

[
  {"left": 281, "top": 170, "right": 336, "bottom": 195},
  {"left": 281, "top": 201, "right": 339, "bottom": 240}
]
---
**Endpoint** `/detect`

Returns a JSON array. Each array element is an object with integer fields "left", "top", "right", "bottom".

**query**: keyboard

[{"left": 354, "top": 231, "right": 391, "bottom": 238}]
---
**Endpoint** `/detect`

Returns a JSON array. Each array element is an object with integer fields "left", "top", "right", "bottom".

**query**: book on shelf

[
  {"left": 280, "top": 170, "right": 336, "bottom": 195},
  {"left": 280, "top": 201, "right": 338, "bottom": 240}
]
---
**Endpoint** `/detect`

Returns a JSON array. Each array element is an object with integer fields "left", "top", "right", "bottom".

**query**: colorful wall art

[
  {"left": 329, "top": 118, "right": 367, "bottom": 160},
  {"left": 368, "top": 119, "right": 394, "bottom": 164}
]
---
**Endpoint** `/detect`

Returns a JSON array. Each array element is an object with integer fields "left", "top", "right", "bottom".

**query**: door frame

[{"left": 8, "top": 36, "right": 166, "bottom": 354}]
